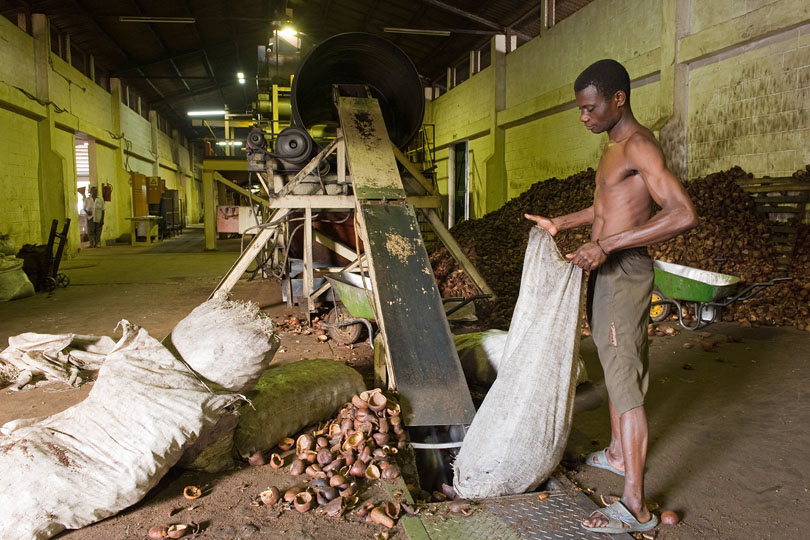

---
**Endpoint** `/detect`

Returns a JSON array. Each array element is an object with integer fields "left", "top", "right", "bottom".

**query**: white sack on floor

[
  {"left": 453, "top": 227, "right": 584, "bottom": 498},
  {"left": 0, "top": 322, "right": 242, "bottom": 540},
  {"left": 172, "top": 298, "right": 281, "bottom": 392},
  {"left": 0, "top": 333, "right": 115, "bottom": 390},
  {"left": 234, "top": 358, "right": 365, "bottom": 457}
]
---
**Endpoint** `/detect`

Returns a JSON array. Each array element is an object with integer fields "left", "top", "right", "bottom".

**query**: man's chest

[{"left": 595, "top": 144, "right": 637, "bottom": 188}]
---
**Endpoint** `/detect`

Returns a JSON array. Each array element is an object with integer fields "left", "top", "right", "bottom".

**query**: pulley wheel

[
  {"left": 246, "top": 128, "right": 267, "bottom": 149},
  {"left": 275, "top": 126, "right": 313, "bottom": 163},
  {"left": 291, "top": 32, "right": 424, "bottom": 149}
]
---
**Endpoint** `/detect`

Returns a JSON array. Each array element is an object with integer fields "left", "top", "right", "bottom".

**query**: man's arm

[
  {"left": 524, "top": 206, "right": 594, "bottom": 236},
  {"left": 598, "top": 136, "right": 697, "bottom": 254}
]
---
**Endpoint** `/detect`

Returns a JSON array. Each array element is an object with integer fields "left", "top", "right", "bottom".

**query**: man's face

[{"left": 575, "top": 85, "right": 620, "bottom": 134}]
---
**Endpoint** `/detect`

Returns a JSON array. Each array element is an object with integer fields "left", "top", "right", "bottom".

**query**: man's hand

[
  {"left": 565, "top": 242, "right": 607, "bottom": 270},
  {"left": 524, "top": 213, "right": 558, "bottom": 236}
]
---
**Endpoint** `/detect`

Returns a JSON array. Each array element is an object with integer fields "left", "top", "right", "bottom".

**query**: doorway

[
  {"left": 448, "top": 141, "right": 469, "bottom": 227},
  {"left": 74, "top": 134, "right": 97, "bottom": 246}
]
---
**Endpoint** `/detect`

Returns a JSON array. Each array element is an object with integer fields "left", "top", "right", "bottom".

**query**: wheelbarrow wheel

[
  {"left": 43, "top": 276, "right": 57, "bottom": 292},
  {"left": 649, "top": 288, "right": 671, "bottom": 322},
  {"left": 327, "top": 305, "right": 363, "bottom": 344}
]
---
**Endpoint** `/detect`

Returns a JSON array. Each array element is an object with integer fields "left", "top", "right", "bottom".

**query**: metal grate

[{"left": 416, "top": 491, "right": 624, "bottom": 540}]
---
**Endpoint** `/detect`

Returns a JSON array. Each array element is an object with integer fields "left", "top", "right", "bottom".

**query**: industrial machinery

[
  {"left": 215, "top": 32, "right": 489, "bottom": 428},
  {"left": 208, "top": 33, "right": 616, "bottom": 540}
]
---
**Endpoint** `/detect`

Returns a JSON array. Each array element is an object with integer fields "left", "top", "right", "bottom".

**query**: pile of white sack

[{"left": 0, "top": 298, "right": 280, "bottom": 540}]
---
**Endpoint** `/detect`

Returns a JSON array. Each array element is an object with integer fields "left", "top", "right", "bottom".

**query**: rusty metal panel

[
  {"left": 357, "top": 200, "right": 475, "bottom": 426},
  {"left": 337, "top": 96, "right": 407, "bottom": 200}
]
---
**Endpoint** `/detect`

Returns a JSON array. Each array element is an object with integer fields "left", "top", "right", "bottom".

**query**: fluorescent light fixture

[
  {"left": 119, "top": 16, "right": 196, "bottom": 24},
  {"left": 187, "top": 110, "right": 226, "bottom": 117},
  {"left": 278, "top": 26, "right": 297, "bottom": 38},
  {"left": 216, "top": 141, "right": 242, "bottom": 146},
  {"left": 384, "top": 27, "right": 451, "bottom": 36}
]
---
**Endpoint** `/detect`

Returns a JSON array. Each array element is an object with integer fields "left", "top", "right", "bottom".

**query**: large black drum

[{"left": 291, "top": 32, "right": 424, "bottom": 149}]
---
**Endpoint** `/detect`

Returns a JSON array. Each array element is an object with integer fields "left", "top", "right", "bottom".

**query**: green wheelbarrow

[
  {"left": 322, "top": 272, "right": 377, "bottom": 345},
  {"left": 649, "top": 260, "right": 792, "bottom": 330},
  {"left": 322, "top": 271, "right": 491, "bottom": 344}
]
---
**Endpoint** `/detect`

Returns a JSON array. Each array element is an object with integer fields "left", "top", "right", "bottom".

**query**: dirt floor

[{"left": 1, "top": 227, "right": 808, "bottom": 540}]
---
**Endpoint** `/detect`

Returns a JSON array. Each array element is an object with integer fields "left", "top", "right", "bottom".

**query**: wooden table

[{"left": 126, "top": 216, "right": 162, "bottom": 246}]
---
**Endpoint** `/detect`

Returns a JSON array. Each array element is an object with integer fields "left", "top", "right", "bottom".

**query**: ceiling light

[
  {"left": 278, "top": 26, "right": 297, "bottom": 38},
  {"left": 216, "top": 141, "right": 242, "bottom": 146},
  {"left": 187, "top": 110, "right": 226, "bottom": 117},
  {"left": 237, "top": 72, "right": 245, "bottom": 84},
  {"left": 119, "top": 16, "right": 196, "bottom": 24}
]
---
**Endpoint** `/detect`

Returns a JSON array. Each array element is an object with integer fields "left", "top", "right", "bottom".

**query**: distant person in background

[{"left": 86, "top": 186, "right": 105, "bottom": 248}]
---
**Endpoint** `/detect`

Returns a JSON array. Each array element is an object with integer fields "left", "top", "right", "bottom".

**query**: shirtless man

[{"left": 525, "top": 59, "right": 698, "bottom": 534}]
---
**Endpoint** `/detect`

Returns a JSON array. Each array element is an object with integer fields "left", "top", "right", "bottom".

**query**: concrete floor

[{"left": 1, "top": 227, "right": 808, "bottom": 539}]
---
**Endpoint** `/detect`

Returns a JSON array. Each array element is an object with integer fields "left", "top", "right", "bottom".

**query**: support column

[
  {"left": 303, "top": 207, "right": 313, "bottom": 313},
  {"left": 32, "top": 14, "right": 68, "bottom": 244},
  {"left": 110, "top": 78, "right": 131, "bottom": 243},
  {"left": 202, "top": 170, "right": 216, "bottom": 250},
  {"left": 659, "top": 0, "right": 691, "bottom": 179},
  {"left": 484, "top": 34, "right": 508, "bottom": 213},
  {"left": 149, "top": 110, "right": 160, "bottom": 177}
]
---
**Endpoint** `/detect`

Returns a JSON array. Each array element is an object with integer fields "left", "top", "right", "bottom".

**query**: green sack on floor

[
  {"left": 0, "top": 256, "right": 35, "bottom": 302},
  {"left": 233, "top": 358, "right": 365, "bottom": 458}
]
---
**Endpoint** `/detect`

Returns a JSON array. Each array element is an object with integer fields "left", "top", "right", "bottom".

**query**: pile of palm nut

[
  {"left": 254, "top": 389, "right": 410, "bottom": 528},
  {"left": 431, "top": 166, "right": 810, "bottom": 331}
]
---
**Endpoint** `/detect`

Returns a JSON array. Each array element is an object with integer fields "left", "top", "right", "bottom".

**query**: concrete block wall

[
  {"left": 0, "top": 17, "right": 36, "bottom": 94},
  {"left": 0, "top": 109, "right": 40, "bottom": 245},
  {"left": 429, "top": 66, "right": 493, "bottom": 206},
  {"left": 120, "top": 106, "right": 154, "bottom": 161},
  {"left": 427, "top": 0, "right": 810, "bottom": 218},
  {"left": 504, "top": 0, "right": 661, "bottom": 108},
  {"left": 0, "top": 14, "right": 201, "bottom": 253},
  {"left": 687, "top": 22, "right": 810, "bottom": 178},
  {"left": 49, "top": 54, "right": 112, "bottom": 135}
]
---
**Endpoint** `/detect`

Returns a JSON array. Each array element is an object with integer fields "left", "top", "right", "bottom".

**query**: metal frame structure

[{"left": 202, "top": 91, "right": 493, "bottom": 427}]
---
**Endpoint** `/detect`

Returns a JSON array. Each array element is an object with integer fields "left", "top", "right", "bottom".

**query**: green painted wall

[
  {"left": 687, "top": 23, "right": 810, "bottom": 178},
  {"left": 0, "top": 109, "right": 40, "bottom": 244},
  {"left": 427, "top": 0, "right": 810, "bottom": 215},
  {"left": 0, "top": 14, "right": 202, "bottom": 253}
]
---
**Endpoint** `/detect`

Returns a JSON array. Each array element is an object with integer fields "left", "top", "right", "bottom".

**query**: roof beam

[
  {"left": 364, "top": 0, "right": 381, "bottom": 31},
  {"left": 507, "top": 2, "right": 542, "bottom": 31},
  {"left": 180, "top": 0, "right": 226, "bottom": 109},
  {"left": 111, "top": 39, "right": 237, "bottom": 75},
  {"left": 220, "top": 0, "right": 246, "bottom": 111},
  {"left": 421, "top": 0, "right": 532, "bottom": 41},
  {"left": 130, "top": 0, "right": 191, "bottom": 92},
  {"left": 69, "top": 0, "right": 185, "bottom": 125},
  {"left": 151, "top": 80, "right": 239, "bottom": 105}
]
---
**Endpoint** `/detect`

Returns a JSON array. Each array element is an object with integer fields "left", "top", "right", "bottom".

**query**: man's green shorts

[{"left": 586, "top": 247, "right": 654, "bottom": 416}]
